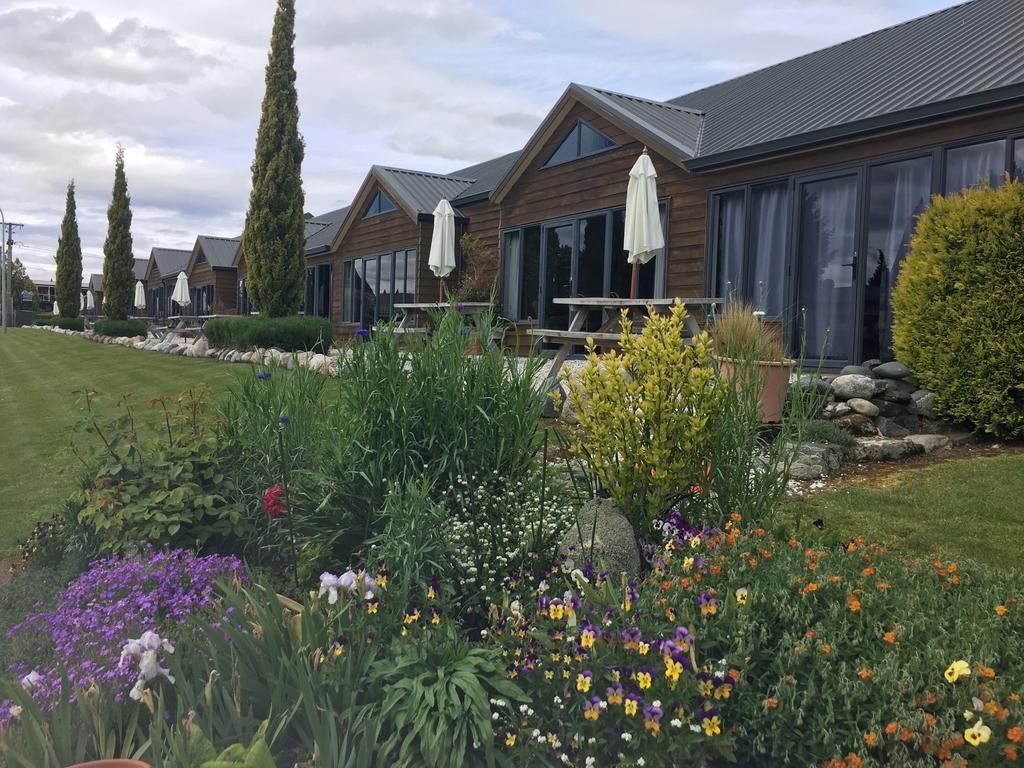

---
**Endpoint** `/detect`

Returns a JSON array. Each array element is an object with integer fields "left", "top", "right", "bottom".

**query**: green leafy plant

[
  {"left": 70, "top": 387, "right": 245, "bottom": 552},
  {"left": 893, "top": 177, "right": 1024, "bottom": 437},
  {"left": 204, "top": 315, "right": 334, "bottom": 352},
  {"left": 34, "top": 316, "right": 85, "bottom": 330},
  {"left": 564, "top": 301, "right": 723, "bottom": 538},
  {"left": 798, "top": 418, "right": 856, "bottom": 446},
  {"left": 94, "top": 318, "right": 147, "bottom": 338}
]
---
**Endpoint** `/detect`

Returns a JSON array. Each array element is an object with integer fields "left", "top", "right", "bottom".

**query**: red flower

[{"left": 263, "top": 484, "right": 288, "bottom": 519}]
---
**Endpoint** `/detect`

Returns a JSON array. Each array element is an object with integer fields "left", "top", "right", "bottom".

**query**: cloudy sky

[{"left": 0, "top": 0, "right": 952, "bottom": 281}]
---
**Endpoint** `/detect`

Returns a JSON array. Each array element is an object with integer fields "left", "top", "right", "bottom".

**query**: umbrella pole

[
  {"left": 438, "top": 279, "right": 444, "bottom": 303},
  {"left": 629, "top": 261, "right": 639, "bottom": 300}
]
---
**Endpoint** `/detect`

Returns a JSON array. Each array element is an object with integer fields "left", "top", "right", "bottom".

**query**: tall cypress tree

[
  {"left": 102, "top": 145, "right": 135, "bottom": 321},
  {"left": 54, "top": 180, "right": 82, "bottom": 318},
  {"left": 241, "top": 0, "right": 305, "bottom": 317}
]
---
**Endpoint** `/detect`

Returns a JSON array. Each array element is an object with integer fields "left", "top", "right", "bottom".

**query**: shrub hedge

[
  {"left": 893, "top": 179, "right": 1024, "bottom": 437},
  {"left": 33, "top": 316, "right": 84, "bottom": 331},
  {"left": 204, "top": 315, "right": 334, "bottom": 352},
  {"left": 93, "top": 318, "right": 147, "bottom": 338}
]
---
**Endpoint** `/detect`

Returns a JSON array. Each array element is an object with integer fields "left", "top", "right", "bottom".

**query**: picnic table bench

[
  {"left": 162, "top": 314, "right": 226, "bottom": 341},
  {"left": 528, "top": 297, "right": 723, "bottom": 381},
  {"left": 394, "top": 302, "right": 504, "bottom": 345}
]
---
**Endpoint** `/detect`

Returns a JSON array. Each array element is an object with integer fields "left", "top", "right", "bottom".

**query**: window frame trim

[{"left": 540, "top": 118, "right": 619, "bottom": 171}]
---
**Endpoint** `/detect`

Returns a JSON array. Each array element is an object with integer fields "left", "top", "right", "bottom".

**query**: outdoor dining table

[
  {"left": 162, "top": 314, "right": 224, "bottom": 340},
  {"left": 393, "top": 302, "right": 504, "bottom": 345},
  {"left": 527, "top": 296, "right": 723, "bottom": 381}
]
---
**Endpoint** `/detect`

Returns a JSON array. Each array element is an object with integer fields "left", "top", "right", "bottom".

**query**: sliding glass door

[{"left": 795, "top": 172, "right": 861, "bottom": 365}]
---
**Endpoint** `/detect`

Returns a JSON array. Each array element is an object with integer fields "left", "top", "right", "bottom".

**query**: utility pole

[{"left": 0, "top": 214, "right": 24, "bottom": 335}]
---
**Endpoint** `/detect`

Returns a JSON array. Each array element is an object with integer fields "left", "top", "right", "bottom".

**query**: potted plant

[{"left": 712, "top": 301, "right": 794, "bottom": 423}]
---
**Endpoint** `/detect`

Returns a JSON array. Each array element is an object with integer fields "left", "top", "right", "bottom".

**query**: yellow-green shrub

[
  {"left": 564, "top": 301, "right": 722, "bottom": 537},
  {"left": 892, "top": 179, "right": 1024, "bottom": 437}
]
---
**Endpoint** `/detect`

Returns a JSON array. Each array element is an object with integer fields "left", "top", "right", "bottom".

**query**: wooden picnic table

[
  {"left": 528, "top": 297, "right": 723, "bottom": 381},
  {"left": 393, "top": 302, "right": 504, "bottom": 345},
  {"left": 162, "top": 314, "right": 226, "bottom": 340}
]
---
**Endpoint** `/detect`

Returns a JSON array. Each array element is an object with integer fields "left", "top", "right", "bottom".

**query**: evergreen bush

[
  {"left": 893, "top": 179, "right": 1024, "bottom": 437},
  {"left": 54, "top": 180, "right": 82, "bottom": 319},
  {"left": 93, "top": 318, "right": 147, "bottom": 338},
  {"left": 101, "top": 146, "right": 136, "bottom": 321},
  {"left": 34, "top": 316, "right": 85, "bottom": 331},
  {"left": 204, "top": 315, "right": 333, "bottom": 352}
]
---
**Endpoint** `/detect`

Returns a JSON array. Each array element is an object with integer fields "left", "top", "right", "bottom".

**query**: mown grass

[
  {"left": 0, "top": 328, "right": 242, "bottom": 555},
  {"left": 783, "top": 452, "right": 1024, "bottom": 571}
]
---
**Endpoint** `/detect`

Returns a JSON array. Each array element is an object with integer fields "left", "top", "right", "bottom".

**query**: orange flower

[
  {"left": 925, "top": 713, "right": 937, "bottom": 728},
  {"left": 877, "top": 582, "right": 890, "bottom": 590},
  {"left": 803, "top": 582, "right": 818, "bottom": 594},
  {"left": 899, "top": 727, "right": 914, "bottom": 743},
  {"left": 820, "top": 645, "right": 832, "bottom": 655},
  {"left": 755, "top": 528, "right": 766, "bottom": 537},
  {"left": 847, "top": 595, "right": 861, "bottom": 613},
  {"left": 730, "top": 512, "right": 742, "bottom": 522},
  {"left": 996, "top": 605, "right": 1008, "bottom": 617},
  {"left": 846, "top": 754, "right": 863, "bottom": 768},
  {"left": 829, "top": 575, "right": 842, "bottom": 583},
  {"left": 1003, "top": 746, "right": 1018, "bottom": 762},
  {"left": 1008, "top": 726, "right": 1023, "bottom": 744},
  {"left": 748, "top": 558, "right": 758, "bottom": 568},
  {"left": 789, "top": 538, "right": 799, "bottom": 548},
  {"left": 762, "top": 697, "right": 779, "bottom": 710},
  {"left": 805, "top": 630, "right": 817, "bottom": 639},
  {"left": 885, "top": 722, "right": 898, "bottom": 736},
  {"left": 978, "top": 666, "right": 996, "bottom": 679},
  {"left": 864, "top": 732, "right": 878, "bottom": 747},
  {"left": 857, "top": 668, "right": 873, "bottom": 679},
  {"left": 862, "top": 567, "right": 876, "bottom": 576},
  {"left": 710, "top": 565, "right": 722, "bottom": 574},
  {"left": 883, "top": 631, "right": 898, "bottom": 645}
]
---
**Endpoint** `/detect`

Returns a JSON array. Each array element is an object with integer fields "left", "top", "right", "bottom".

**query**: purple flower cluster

[{"left": 5, "top": 547, "right": 243, "bottom": 711}]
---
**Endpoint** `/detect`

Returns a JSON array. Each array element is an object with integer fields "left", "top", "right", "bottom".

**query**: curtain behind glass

[
  {"left": 502, "top": 231, "right": 522, "bottom": 319},
  {"left": 714, "top": 191, "right": 745, "bottom": 302},
  {"left": 748, "top": 184, "right": 788, "bottom": 316},
  {"left": 944, "top": 140, "right": 1005, "bottom": 193}
]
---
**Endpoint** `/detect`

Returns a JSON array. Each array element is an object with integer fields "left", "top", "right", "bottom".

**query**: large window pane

[
  {"left": 501, "top": 230, "right": 522, "bottom": 319},
  {"left": 609, "top": 208, "right": 658, "bottom": 300},
  {"left": 316, "top": 263, "right": 331, "bottom": 318},
  {"left": 748, "top": 183, "right": 789, "bottom": 316},
  {"left": 305, "top": 267, "right": 315, "bottom": 314},
  {"left": 797, "top": 174, "right": 859, "bottom": 363},
  {"left": 578, "top": 214, "right": 608, "bottom": 329},
  {"left": 379, "top": 253, "right": 394, "bottom": 319},
  {"left": 862, "top": 156, "right": 932, "bottom": 362},
  {"left": 1015, "top": 138, "right": 1024, "bottom": 180},
  {"left": 713, "top": 190, "right": 746, "bottom": 302},
  {"left": 404, "top": 249, "right": 417, "bottom": 303},
  {"left": 944, "top": 139, "right": 1005, "bottom": 193},
  {"left": 521, "top": 226, "right": 541, "bottom": 320},
  {"left": 543, "top": 224, "right": 574, "bottom": 328}
]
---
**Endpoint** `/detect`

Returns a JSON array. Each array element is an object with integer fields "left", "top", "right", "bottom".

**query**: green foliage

[
  {"left": 204, "top": 315, "right": 333, "bottom": 352},
  {"left": 798, "top": 418, "right": 856, "bottom": 446},
  {"left": 11, "top": 259, "right": 38, "bottom": 310},
  {"left": 102, "top": 146, "right": 136, "bottom": 321},
  {"left": 200, "top": 723, "right": 276, "bottom": 768},
  {"left": 241, "top": 0, "right": 306, "bottom": 317},
  {"left": 33, "top": 316, "right": 84, "bottom": 330},
  {"left": 55, "top": 179, "right": 82, "bottom": 319},
  {"left": 70, "top": 388, "right": 246, "bottom": 553},
  {"left": 565, "top": 301, "right": 723, "bottom": 538},
  {"left": 305, "top": 310, "right": 546, "bottom": 569},
  {"left": 892, "top": 178, "right": 1024, "bottom": 437},
  {"left": 93, "top": 318, "right": 147, "bottom": 338}
]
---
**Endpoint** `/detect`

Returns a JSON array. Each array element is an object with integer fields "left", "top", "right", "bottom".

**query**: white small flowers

[
  {"left": 636, "top": 759, "right": 646, "bottom": 766},
  {"left": 19, "top": 670, "right": 42, "bottom": 691},
  {"left": 585, "top": 757, "right": 596, "bottom": 767},
  {"left": 120, "top": 630, "right": 175, "bottom": 702},
  {"left": 690, "top": 724, "right": 702, "bottom": 733},
  {"left": 7, "top": 704, "right": 22, "bottom": 720},
  {"left": 671, "top": 718, "right": 683, "bottom": 728}
]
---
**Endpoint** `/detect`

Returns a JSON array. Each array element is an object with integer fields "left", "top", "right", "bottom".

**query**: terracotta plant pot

[
  {"left": 716, "top": 356, "right": 795, "bottom": 424},
  {"left": 66, "top": 760, "right": 151, "bottom": 768}
]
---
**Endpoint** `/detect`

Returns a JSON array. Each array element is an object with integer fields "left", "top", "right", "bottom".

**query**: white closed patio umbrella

[
  {"left": 79, "top": 292, "right": 85, "bottom": 311},
  {"left": 52, "top": 299, "right": 59, "bottom": 316},
  {"left": 623, "top": 149, "right": 664, "bottom": 298},
  {"left": 428, "top": 197, "right": 457, "bottom": 301},
  {"left": 86, "top": 290, "right": 95, "bottom": 311},
  {"left": 171, "top": 271, "right": 191, "bottom": 312},
  {"left": 134, "top": 280, "right": 147, "bottom": 312}
]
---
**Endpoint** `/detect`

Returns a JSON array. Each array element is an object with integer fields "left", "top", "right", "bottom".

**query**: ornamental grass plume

[{"left": 4, "top": 548, "right": 243, "bottom": 712}]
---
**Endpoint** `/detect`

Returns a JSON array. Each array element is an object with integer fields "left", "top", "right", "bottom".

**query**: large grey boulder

[
  {"left": 849, "top": 438, "right": 923, "bottom": 462},
  {"left": 875, "top": 416, "right": 910, "bottom": 438},
  {"left": 840, "top": 365, "right": 876, "bottom": 378},
  {"left": 831, "top": 374, "right": 876, "bottom": 401},
  {"left": 834, "top": 413, "right": 877, "bottom": 436},
  {"left": 869, "top": 398, "right": 904, "bottom": 417},
  {"left": 560, "top": 499, "right": 641, "bottom": 578},
  {"left": 789, "top": 442, "right": 846, "bottom": 480},
  {"left": 908, "top": 390, "right": 937, "bottom": 419},
  {"left": 878, "top": 378, "right": 916, "bottom": 403},
  {"left": 847, "top": 398, "right": 880, "bottom": 417},
  {"left": 906, "top": 434, "right": 952, "bottom": 453},
  {"left": 873, "top": 361, "right": 910, "bottom": 379}
]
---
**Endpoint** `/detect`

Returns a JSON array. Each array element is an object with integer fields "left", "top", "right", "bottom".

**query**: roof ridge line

[
  {"left": 582, "top": 83, "right": 705, "bottom": 116},
  {"left": 376, "top": 164, "right": 477, "bottom": 183}
]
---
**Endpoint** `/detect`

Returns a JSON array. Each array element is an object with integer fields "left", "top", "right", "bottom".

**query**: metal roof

[
  {"left": 670, "top": 0, "right": 1024, "bottom": 167},
  {"left": 449, "top": 150, "right": 523, "bottom": 203},
  {"left": 373, "top": 166, "right": 475, "bottom": 216},
  {"left": 88, "top": 273, "right": 102, "bottom": 292},
  {"left": 576, "top": 85, "right": 704, "bottom": 158},
  {"left": 196, "top": 235, "right": 241, "bottom": 269},
  {"left": 150, "top": 247, "right": 192, "bottom": 277},
  {"left": 304, "top": 205, "right": 350, "bottom": 254},
  {"left": 132, "top": 258, "right": 147, "bottom": 282}
]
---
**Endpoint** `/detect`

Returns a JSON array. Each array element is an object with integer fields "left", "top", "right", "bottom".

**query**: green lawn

[
  {"left": 0, "top": 328, "right": 243, "bottom": 555},
  {"left": 783, "top": 452, "right": 1024, "bottom": 571}
]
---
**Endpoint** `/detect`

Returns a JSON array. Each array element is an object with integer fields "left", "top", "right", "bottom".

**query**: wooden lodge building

[
  {"left": 159, "top": 0, "right": 1024, "bottom": 368},
  {"left": 144, "top": 247, "right": 192, "bottom": 319}
]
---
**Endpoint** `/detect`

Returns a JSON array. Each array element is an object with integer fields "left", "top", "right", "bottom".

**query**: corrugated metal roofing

[
  {"left": 132, "top": 258, "right": 147, "bottom": 282},
  {"left": 374, "top": 166, "right": 475, "bottom": 216},
  {"left": 577, "top": 85, "right": 704, "bottom": 158},
  {"left": 88, "top": 273, "right": 102, "bottom": 292},
  {"left": 670, "top": 0, "right": 1024, "bottom": 164},
  {"left": 151, "top": 247, "right": 192, "bottom": 277},
  {"left": 450, "top": 150, "right": 523, "bottom": 202},
  {"left": 196, "top": 235, "right": 241, "bottom": 269},
  {"left": 304, "top": 205, "right": 350, "bottom": 253}
]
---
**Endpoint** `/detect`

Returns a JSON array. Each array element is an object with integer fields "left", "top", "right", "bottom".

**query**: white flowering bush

[{"left": 447, "top": 472, "right": 575, "bottom": 606}]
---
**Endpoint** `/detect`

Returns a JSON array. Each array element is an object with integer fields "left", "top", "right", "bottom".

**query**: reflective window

[
  {"left": 363, "top": 189, "right": 397, "bottom": 218},
  {"left": 543, "top": 119, "right": 616, "bottom": 168},
  {"left": 944, "top": 139, "right": 1005, "bottom": 193},
  {"left": 1015, "top": 138, "right": 1024, "bottom": 180},
  {"left": 747, "top": 183, "right": 789, "bottom": 316},
  {"left": 712, "top": 190, "right": 745, "bottom": 304},
  {"left": 344, "top": 249, "right": 415, "bottom": 327}
]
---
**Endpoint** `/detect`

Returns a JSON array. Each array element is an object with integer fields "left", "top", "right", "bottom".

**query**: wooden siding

[{"left": 188, "top": 261, "right": 238, "bottom": 314}]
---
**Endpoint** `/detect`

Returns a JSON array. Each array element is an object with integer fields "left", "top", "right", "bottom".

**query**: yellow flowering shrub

[{"left": 564, "top": 301, "right": 723, "bottom": 536}]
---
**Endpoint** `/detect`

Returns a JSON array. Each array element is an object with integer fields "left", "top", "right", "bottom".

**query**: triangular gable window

[
  {"left": 196, "top": 250, "right": 207, "bottom": 264},
  {"left": 363, "top": 189, "right": 397, "bottom": 218},
  {"left": 543, "top": 119, "right": 617, "bottom": 168}
]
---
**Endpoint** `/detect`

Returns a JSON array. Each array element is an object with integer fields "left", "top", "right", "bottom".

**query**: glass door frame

[
  {"left": 789, "top": 166, "right": 866, "bottom": 368},
  {"left": 538, "top": 217, "right": 578, "bottom": 328}
]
